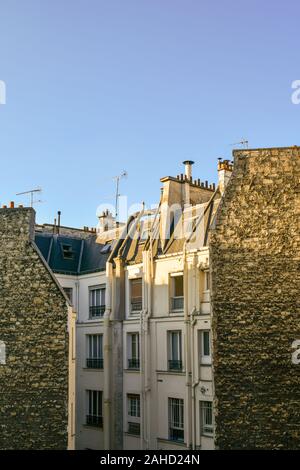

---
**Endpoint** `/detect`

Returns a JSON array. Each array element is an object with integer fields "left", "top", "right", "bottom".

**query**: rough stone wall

[
  {"left": 210, "top": 147, "right": 300, "bottom": 449},
  {"left": 0, "top": 208, "right": 69, "bottom": 449}
]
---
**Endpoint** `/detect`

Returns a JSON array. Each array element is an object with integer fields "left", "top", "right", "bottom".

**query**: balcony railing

[
  {"left": 128, "top": 422, "right": 141, "bottom": 436},
  {"left": 89, "top": 305, "right": 105, "bottom": 318},
  {"left": 168, "top": 360, "right": 183, "bottom": 371},
  {"left": 128, "top": 358, "right": 140, "bottom": 370},
  {"left": 171, "top": 296, "right": 184, "bottom": 311},
  {"left": 86, "top": 415, "right": 103, "bottom": 428},
  {"left": 169, "top": 427, "right": 184, "bottom": 442},
  {"left": 131, "top": 298, "right": 142, "bottom": 313},
  {"left": 86, "top": 358, "right": 103, "bottom": 369}
]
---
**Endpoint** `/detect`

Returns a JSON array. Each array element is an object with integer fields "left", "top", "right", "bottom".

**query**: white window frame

[
  {"left": 127, "top": 333, "right": 140, "bottom": 369},
  {"left": 204, "top": 270, "right": 210, "bottom": 291},
  {"left": 86, "top": 334, "right": 103, "bottom": 368},
  {"left": 200, "top": 330, "right": 211, "bottom": 365},
  {"left": 86, "top": 390, "right": 103, "bottom": 427},
  {"left": 200, "top": 401, "right": 214, "bottom": 437},
  {"left": 168, "top": 397, "right": 184, "bottom": 442},
  {"left": 89, "top": 284, "right": 106, "bottom": 318},
  {"left": 170, "top": 272, "right": 184, "bottom": 312},
  {"left": 168, "top": 331, "right": 182, "bottom": 370},
  {"left": 129, "top": 278, "right": 143, "bottom": 314}
]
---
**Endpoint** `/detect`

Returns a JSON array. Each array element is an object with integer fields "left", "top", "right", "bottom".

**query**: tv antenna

[
  {"left": 230, "top": 138, "right": 249, "bottom": 149},
  {"left": 16, "top": 187, "right": 42, "bottom": 207},
  {"left": 113, "top": 171, "right": 128, "bottom": 221}
]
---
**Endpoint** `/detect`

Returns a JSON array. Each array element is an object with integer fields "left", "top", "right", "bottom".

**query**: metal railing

[
  {"left": 128, "top": 422, "right": 141, "bottom": 436},
  {"left": 171, "top": 296, "right": 184, "bottom": 311},
  {"left": 131, "top": 299, "right": 142, "bottom": 312},
  {"left": 86, "top": 358, "right": 103, "bottom": 369},
  {"left": 89, "top": 305, "right": 105, "bottom": 318},
  {"left": 86, "top": 415, "right": 103, "bottom": 428},
  {"left": 128, "top": 359, "right": 140, "bottom": 369},
  {"left": 168, "top": 360, "right": 182, "bottom": 371},
  {"left": 169, "top": 427, "right": 184, "bottom": 442}
]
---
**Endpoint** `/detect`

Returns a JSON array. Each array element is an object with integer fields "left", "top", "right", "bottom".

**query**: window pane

[
  {"left": 131, "top": 279, "right": 142, "bottom": 298},
  {"left": 203, "top": 331, "right": 210, "bottom": 356},
  {"left": 174, "top": 276, "right": 183, "bottom": 297}
]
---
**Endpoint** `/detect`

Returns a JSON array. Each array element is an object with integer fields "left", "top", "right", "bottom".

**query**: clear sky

[{"left": 0, "top": 0, "right": 299, "bottom": 227}]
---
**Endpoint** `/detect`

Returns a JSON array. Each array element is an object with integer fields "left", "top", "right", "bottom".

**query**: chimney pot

[
  {"left": 183, "top": 160, "right": 194, "bottom": 180},
  {"left": 10, "top": 201, "right": 14, "bottom": 208}
]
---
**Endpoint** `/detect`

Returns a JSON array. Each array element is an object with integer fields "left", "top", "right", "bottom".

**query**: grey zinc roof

[{"left": 35, "top": 232, "right": 109, "bottom": 275}]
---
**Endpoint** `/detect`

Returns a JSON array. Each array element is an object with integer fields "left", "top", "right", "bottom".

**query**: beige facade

[{"left": 51, "top": 160, "right": 228, "bottom": 450}]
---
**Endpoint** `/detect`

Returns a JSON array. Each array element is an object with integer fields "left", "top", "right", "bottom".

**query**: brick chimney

[{"left": 218, "top": 159, "right": 233, "bottom": 194}]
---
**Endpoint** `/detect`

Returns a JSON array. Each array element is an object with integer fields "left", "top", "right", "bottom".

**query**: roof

[
  {"left": 35, "top": 232, "right": 110, "bottom": 275},
  {"left": 114, "top": 191, "right": 222, "bottom": 264}
]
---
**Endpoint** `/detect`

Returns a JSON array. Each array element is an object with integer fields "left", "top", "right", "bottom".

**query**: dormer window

[{"left": 62, "top": 244, "right": 74, "bottom": 259}]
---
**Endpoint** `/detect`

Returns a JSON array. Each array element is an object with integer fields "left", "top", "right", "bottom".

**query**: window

[
  {"left": 130, "top": 278, "right": 142, "bottom": 313},
  {"left": 62, "top": 244, "right": 74, "bottom": 259},
  {"left": 128, "top": 422, "right": 140, "bottom": 435},
  {"left": 63, "top": 287, "right": 73, "bottom": 304},
  {"left": 168, "top": 331, "right": 182, "bottom": 371},
  {"left": 169, "top": 398, "right": 184, "bottom": 442},
  {"left": 200, "top": 330, "right": 211, "bottom": 365},
  {"left": 89, "top": 285, "right": 106, "bottom": 318},
  {"left": 127, "top": 394, "right": 141, "bottom": 436},
  {"left": 128, "top": 394, "right": 140, "bottom": 417},
  {"left": 200, "top": 401, "right": 213, "bottom": 436},
  {"left": 86, "top": 335, "right": 103, "bottom": 369},
  {"left": 170, "top": 274, "right": 184, "bottom": 311},
  {"left": 128, "top": 333, "right": 140, "bottom": 369},
  {"left": 86, "top": 390, "right": 103, "bottom": 427},
  {"left": 204, "top": 271, "right": 210, "bottom": 291}
]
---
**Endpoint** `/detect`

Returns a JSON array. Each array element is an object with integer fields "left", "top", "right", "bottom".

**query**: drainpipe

[
  {"left": 140, "top": 307, "right": 146, "bottom": 449},
  {"left": 183, "top": 239, "right": 192, "bottom": 449},
  {"left": 103, "top": 261, "right": 113, "bottom": 450},
  {"left": 190, "top": 251, "right": 198, "bottom": 450},
  {"left": 190, "top": 307, "right": 198, "bottom": 450}
]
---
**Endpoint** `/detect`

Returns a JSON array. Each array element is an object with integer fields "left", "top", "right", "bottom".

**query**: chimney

[
  {"left": 218, "top": 159, "right": 233, "bottom": 194},
  {"left": 57, "top": 211, "right": 61, "bottom": 234},
  {"left": 97, "top": 210, "right": 115, "bottom": 235},
  {"left": 183, "top": 160, "right": 194, "bottom": 180}
]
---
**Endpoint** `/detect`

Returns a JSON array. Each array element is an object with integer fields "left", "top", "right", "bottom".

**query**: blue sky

[{"left": 0, "top": 0, "right": 299, "bottom": 227}]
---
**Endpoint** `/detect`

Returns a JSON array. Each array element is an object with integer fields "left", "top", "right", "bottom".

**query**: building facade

[
  {"left": 211, "top": 146, "right": 300, "bottom": 449},
  {"left": 0, "top": 206, "right": 75, "bottom": 449},
  {"left": 35, "top": 223, "right": 112, "bottom": 450},
  {"left": 102, "top": 160, "right": 224, "bottom": 450}
]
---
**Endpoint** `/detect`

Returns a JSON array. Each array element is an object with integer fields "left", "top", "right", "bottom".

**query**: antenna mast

[
  {"left": 113, "top": 171, "right": 127, "bottom": 222},
  {"left": 16, "top": 187, "right": 42, "bottom": 207},
  {"left": 230, "top": 138, "right": 249, "bottom": 149}
]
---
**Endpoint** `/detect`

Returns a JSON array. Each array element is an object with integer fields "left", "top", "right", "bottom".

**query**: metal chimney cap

[{"left": 183, "top": 160, "right": 195, "bottom": 165}]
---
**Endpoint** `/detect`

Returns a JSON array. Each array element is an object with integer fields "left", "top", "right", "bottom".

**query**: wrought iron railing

[
  {"left": 168, "top": 360, "right": 183, "bottom": 371},
  {"left": 131, "top": 299, "right": 142, "bottom": 312},
  {"left": 171, "top": 296, "right": 184, "bottom": 311},
  {"left": 89, "top": 305, "right": 105, "bottom": 318},
  {"left": 86, "top": 358, "right": 103, "bottom": 369},
  {"left": 128, "top": 422, "right": 141, "bottom": 435},
  {"left": 128, "top": 358, "right": 140, "bottom": 369},
  {"left": 86, "top": 415, "right": 103, "bottom": 428}
]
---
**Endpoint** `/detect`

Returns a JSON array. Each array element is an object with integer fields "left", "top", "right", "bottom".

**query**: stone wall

[
  {"left": 0, "top": 207, "right": 70, "bottom": 449},
  {"left": 210, "top": 147, "right": 300, "bottom": 449}
]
